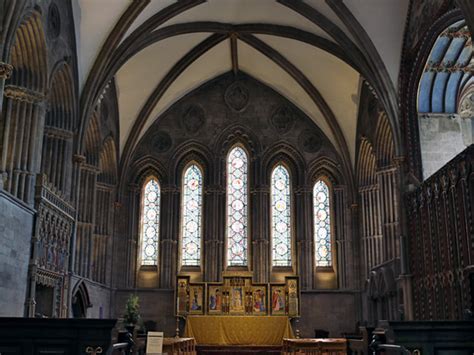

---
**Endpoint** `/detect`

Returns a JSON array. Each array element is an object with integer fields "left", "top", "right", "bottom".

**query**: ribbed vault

[{"left": 73, "top": 0, "right": 411, "bottom": 195}]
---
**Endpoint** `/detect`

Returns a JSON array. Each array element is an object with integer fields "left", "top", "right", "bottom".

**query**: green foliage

[{"left": 123, "top": 294, "right": 141, "bottom": 326}]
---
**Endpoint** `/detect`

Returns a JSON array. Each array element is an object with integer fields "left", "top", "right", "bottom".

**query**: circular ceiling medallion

[
  {"left": 181, "top": 104, "right": 206, "bottom": 134},
  {"left": 152, "top": 131, "right": 172, "bottom": 153},
  {"left": 225, "top": 81, "right": 250, "bottom": 112},
  {"left": 270, "top": 105, "right": 295, "bottom": 134},
  {"left": 298, "top": 130, "right": 321, "bottom": 153},
  {"left": 47, "top": 3, "right": 61, "bottom": 39}
]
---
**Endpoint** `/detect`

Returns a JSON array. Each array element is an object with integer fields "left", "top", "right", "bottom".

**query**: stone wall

[
  {"left": 297, "top": 292, "right": 357, "bottom": 338},
  {"left": 418, "top": 113, "right": 473, "bottom": 179},
  {"left": 0, "top": 191, "right": 34, "bottom": 316}
]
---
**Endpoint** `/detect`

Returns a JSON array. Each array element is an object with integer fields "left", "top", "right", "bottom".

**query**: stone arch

[
  {"left": 98, "top": 136, "right": 118, "bottom": 186},
  {"left": 170, "top": 141, "right": 212, "bottom": 186},
  {"left": 374, "top": 112, "right": 395, "bottom": 168},
  {"left": 71, "top": 280, "right": 92, "bottom": 318},
  {"left": 262, "top": 142, "right": 306, "bottom": 187},
  {"left": 1, "top": 9, "right": 48, "bottom": 203},
  {"left": 41, "top": 61, "right": 76, "bottom": 197}
]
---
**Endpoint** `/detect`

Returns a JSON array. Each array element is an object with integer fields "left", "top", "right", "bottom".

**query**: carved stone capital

[
  {"left": 73, "top": 154, "right": 86, "bottom": 165},
  {"left": 4, "top": 84, "right": 44, "bottom": 103},
  {"left": 0, "top": 62, "right": 13, "bottom": 79}
]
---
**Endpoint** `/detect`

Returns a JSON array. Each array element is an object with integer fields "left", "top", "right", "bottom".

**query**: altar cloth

[{"left": 184, "top": 315, "right": 294, "bottom": 346}]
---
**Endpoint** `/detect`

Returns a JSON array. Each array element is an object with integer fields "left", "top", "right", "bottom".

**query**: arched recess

[
  {"left": 41, "top": 61, "right": 76, "bottom": 199},
  {"left": 357, "top": 138, "right": 382, "bottom": 276},
  {"left": 122, "top": 158, "right": 167, "bottom": 289},
  {"left": 402, "top": 9, "right": 470, "bottom": 179},
  {"left": 71, "top": 280, "right": 92, "bottom": 318},
  {"left": 88, "top": 137, "right": 118, "bottom": 284},
  {"left": 261, "top": 145, "right": 304, "bottom": 277},
  {"left": 0, "top": 10, "right": 47, "bottom": 204},
  {"left": 307, "top": 156, "right": 349, "bottom": 290},
  {"left": 170, "top": 141, "right": 212, "bottom": 186},
  {"left": 416, "top": 17, "right": 473, "bottom": 179}
]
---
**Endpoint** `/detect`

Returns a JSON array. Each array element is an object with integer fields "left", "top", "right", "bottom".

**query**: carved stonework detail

[
  {"left": 298, "top": 130, "right": 321, "bottom": 153},
  {"left": 0, "top": 62, "right": 13, "bottom": 79},
  {"left": 152, "top": 131, "right": 172, "bottom": 153},
  {"left": 458, "top": 91, "right": 474, "bottom": 119},
  {"left": 181, "top": 105, "right": 206, "bottom": 134},
  {"left": 4, "top": 85, "right": 44, "bottom": 103},
  {"left": 225, "top": 81, "right": 249, "bottom": 112},
  {"left": 47, "top": 3, "right": 61, "bottom": 39},
  {"left": 270, "top": 105, "right": 295, "bottom": 134}
]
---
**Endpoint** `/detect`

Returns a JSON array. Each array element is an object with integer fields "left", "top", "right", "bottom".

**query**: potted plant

[{"left": 123, "top": 294, "right": 141, "bottom": 334}]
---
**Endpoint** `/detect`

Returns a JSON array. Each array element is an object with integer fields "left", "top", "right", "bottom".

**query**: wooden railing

[
  {"left": 282, "top": 338, "right": 347, "bottom": 354},
  {"left": 163, "top": 337, "right": 196, "bottom": 355}
]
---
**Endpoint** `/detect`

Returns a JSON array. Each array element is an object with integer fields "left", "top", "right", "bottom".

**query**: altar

[{"left": 184, "top": 315, "right": 294, "bottom": 346}]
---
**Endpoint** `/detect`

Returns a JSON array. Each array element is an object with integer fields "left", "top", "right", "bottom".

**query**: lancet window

[
  {"left": 313, "top": 180, "right": 332, "bottom": 267},
  {"left": 226, "top": 146, "right": 249, "bottom": 266},
  {"left": 271, "top": 164, "right": 292, "bottom": 267},
  {"left": 140, "top": 177, "right": 161, "bottom": 266},
  {"left": 181, "top": 164, "right": 203, "bottom": 266}
]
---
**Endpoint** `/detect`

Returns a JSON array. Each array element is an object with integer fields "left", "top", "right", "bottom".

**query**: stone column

[
  {"left": 0, "top": 62, "right": 12, "bottom": 119},
  {"left": 334, "top": 186, "right": 347, "bottom": 289},
  {"left": 126, "top": 184, "right": 140, "bottom": 288},
  {"left": 250, "top": 185, "right": 270, "bottom": 283},
  {"left": 204, "top": 185, "right": 225, "bottom": 282},
  {"left": 295, "top": 185, "right": 312, "bottom": 290},
  {"left": 160, "top": 184, "right": 179, "bottom": 289}
]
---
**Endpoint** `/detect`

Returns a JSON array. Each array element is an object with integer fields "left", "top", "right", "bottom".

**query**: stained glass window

[
  {"left": 313, "top": 180, "right": 332, "bottom": 267},
  {"left": 140, "top": 178, "right": 160, "bottom": 266},
  {"left": 227, "top": 146, "right": 248, "bottom": 266},
  {"left": 181, "top": 164, "right": 203, "bottom": 266},
  {"left": 271, "top": 164, "right": 292, "bottom": 267}
]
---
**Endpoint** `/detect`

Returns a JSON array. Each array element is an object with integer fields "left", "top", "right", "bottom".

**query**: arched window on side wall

[
  {"left": 313, "top": 179, "right": 333, "bottom": 267},
  {"left": 226, "top": 146, "right": 249, "bottom": 267},
  {"left": 271, "top": 164, "right": 292, "bottom": 267},
  {"left": 181, "top": 163, "right": 203, "bottom": 267},
  {"left": 140, "top": 177, "right": 161, "bottom": 266}
]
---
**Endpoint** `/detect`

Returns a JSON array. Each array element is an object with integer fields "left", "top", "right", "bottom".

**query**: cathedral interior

[{"left": 0, "top": 0, "right": 474, "bottom": 354}]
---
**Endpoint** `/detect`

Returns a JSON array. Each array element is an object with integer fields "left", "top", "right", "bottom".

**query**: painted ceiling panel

[
  {"left": 73, "top": 0, "right": 129, "bottom": 90},
  {"left": 237, "top": 40, "right": 338, "bottom": 153},
  {"left": 116, "top": 33, "right": 210, "bottom": 150},
  {"left": 158, "top": 0, "right": 335, "bottom": 43},
  {"left": 135, "top": 40, "right": 232, "bottom": 150},
  {"left": 343, "top": 0, "right": 410, "bottom": 88},
  {"left": 257, "top": 35, "right": 359, "bottom": 163}
]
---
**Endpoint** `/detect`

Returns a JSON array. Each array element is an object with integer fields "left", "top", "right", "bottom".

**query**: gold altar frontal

[{"left": 184, "top": 315, "right": 294, "bottom": 346}]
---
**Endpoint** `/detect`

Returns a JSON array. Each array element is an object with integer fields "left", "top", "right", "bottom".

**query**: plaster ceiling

[{"left": 72, "top": 0, "right": 410, "bottom": 169}]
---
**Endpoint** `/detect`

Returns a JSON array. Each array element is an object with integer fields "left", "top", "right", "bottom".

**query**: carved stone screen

[
  {"left": 313, "top": 180, "right": 332, "bottom": 267},
  {"left": 271, "top": 164, "right": 292, "bottom": 267},
  {"left": 226, "top": 146, "right": 249, "bottom": 266},
  {"left": 141, "top": 178, "right": 161, "bottom": 266},
  {"left": 181, "top": 164, "right": 203, "bottom": 266}
]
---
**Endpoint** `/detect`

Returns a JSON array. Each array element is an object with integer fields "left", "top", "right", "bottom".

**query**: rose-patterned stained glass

[
  {"left": 181, "top": 164, "right": 203, "bottom": 266},
  {"left": 271, "top": 164, "right": 292, "bottom": 266},
  {"left": 313, "top": 180, "right": 332, "bottom": 267},
  {"left": 141, "top": 178, "right": 160, "bottom": 265},
  {"left": 227, "top": 146, "right": 248, "bottom": 266}
]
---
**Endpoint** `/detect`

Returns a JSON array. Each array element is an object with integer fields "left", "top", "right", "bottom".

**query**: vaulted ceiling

[{"left": 72, "top": 0, "right": 409, "bottom": 172}]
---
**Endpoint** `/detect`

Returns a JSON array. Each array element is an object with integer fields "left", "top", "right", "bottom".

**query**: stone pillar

[
  {"left": 204, "top": 185, "right": 225, "bottom": 282},
  {"left": 126, "top": 184, "right": 139, "bottom": 288},
  {"left": 295, "top": 185, "right": 312, "bottom": 290},
  {"left": 334, "top": 186, "right": 347, "bottom": 288},
  {"left": 160, "top": 184, "right": 179, "bottom": 289},
  {"left": 0, "top": 62, "right": 12, "bottom": 119},
  {"left": 251, "top": 185, "right": 270, "bottom": 283}
]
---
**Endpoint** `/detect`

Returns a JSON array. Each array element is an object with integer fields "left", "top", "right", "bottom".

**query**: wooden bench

[{"left": 282, "top": 338, "right": 347, "bottom": 355}]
